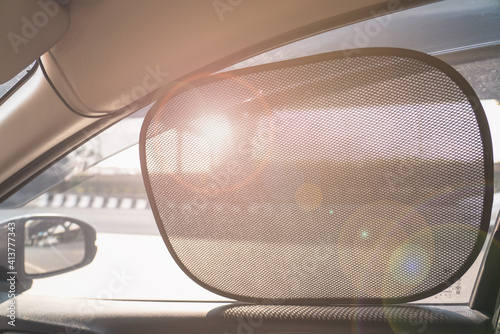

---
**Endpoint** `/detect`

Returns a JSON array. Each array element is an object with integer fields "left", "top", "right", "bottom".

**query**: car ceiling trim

[{"left": 40, "top": 53, "right": 110, "bottom": 118}]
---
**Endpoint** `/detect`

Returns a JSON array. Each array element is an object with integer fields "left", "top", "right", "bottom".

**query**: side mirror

[{"left": 0, "top": 215, "right": 97, "bottom": 293}]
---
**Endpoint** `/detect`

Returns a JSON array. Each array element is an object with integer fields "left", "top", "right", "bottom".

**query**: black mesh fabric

[
  {"left": 141, "top": 49, "right": 491, "bottom": 303},
  {"left": 218, "top": 305, "right": 451, "bottom": 323},
  {"left": 213, "top": 305, "right": 490, "bottom": 334}
]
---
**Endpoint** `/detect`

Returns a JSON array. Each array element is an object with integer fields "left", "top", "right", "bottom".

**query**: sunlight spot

[{"left": 193, "top": 114, "right": 232, "bottom": 144}]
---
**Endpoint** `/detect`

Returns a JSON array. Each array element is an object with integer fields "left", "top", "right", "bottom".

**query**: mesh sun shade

[{"left": 140, "top": 48, "right": 493, "bottom": 304}]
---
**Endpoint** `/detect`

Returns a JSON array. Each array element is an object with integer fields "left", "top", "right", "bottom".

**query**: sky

[{"left": 483, "top": 99, "right": 500, "bottom": 163}]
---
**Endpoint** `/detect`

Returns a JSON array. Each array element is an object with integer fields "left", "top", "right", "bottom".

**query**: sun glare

[{"left": 193, "top": 114, "right": 232, "bottom": 144}]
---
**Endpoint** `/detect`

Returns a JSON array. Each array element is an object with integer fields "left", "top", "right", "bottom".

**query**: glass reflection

[{"left": 24, "top": 219, "right": 85, "bottom": 275}]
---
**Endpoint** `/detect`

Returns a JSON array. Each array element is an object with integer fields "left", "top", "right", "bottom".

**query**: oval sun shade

[{"left": 140, "top": 48, "right": 493, "bottom": 304}]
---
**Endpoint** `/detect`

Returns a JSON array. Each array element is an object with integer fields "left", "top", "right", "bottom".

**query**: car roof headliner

[{"left": 16, "top": 0, "right": 434, "bottom": 113}]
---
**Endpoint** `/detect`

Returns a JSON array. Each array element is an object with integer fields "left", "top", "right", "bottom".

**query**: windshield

[
  {"left": 0, "top": 62, "right": 36, "bottom": 102},
  {"left": 0, "top": 0, "right": 499, "bottom": 304}
]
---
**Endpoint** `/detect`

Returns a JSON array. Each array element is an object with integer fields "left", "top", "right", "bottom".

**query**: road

[
  {"left": 0, "top": 207, "right": 159, "bottom": 235},
  {"left": 1, "top": 194, "right": 499, "bottom": 245},
  {"left": 25, "top": 241, "right": 84, "bottom": 274},
  {"left": 0, "top": 196, "right": 498, "bottom": 303},
  {"left": 1, "top": 196, "right": 499, "bottom": 236}
]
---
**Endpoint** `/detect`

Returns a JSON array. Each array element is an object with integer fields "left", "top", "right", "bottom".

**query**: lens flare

[
  {"left": 337, "top": 200, "right": 430, "bottom": 297},
  {"left": 389, "top": 244, "right": 431, "bottom": 285},
  {"left": 193, "top": 114, "right": 232, "bottom": 143}
]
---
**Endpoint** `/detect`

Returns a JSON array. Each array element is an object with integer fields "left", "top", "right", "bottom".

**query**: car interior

[{"left": 1, "top": 0, "right": 500, "bottom": 333}]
